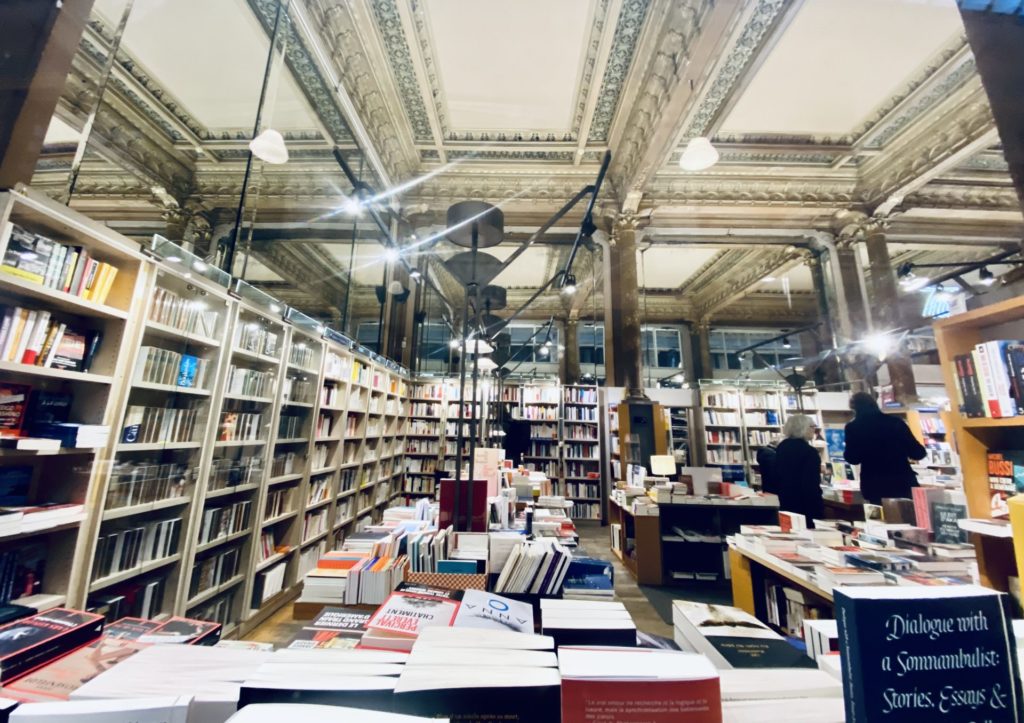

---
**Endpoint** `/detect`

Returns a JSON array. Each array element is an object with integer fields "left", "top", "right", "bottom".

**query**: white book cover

[
  {"left": 406, "top": 647, "right": 557, "bottom": 669},
  {"left": 453, "top": 590, "right": 533, "bottom": 634},
  {"left": 414, "top": 627, "right": 554, "bottom": 651},
  {"left": 226, "top": 703, "right": 446, "bottom": 723},
  {"left": 11, "top": 696, "right": 192, "bottom": 722}
]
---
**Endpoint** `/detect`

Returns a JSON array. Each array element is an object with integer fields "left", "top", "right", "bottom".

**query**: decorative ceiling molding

[
  {"left": 588, "top": 0, "right": 653, "bottom": 143},
  {"left": 692, "top": 246, "right": 803, "bottom": 319},
  {"left": 645, "top": 176, "right": 859, "bottom": 207},
  {"left": 367, "top": 0, "right": 434, "bottom": 142},
  {"left": 905, "top": 184, "right": 1022, "bottom": 211},
  {"left": 305, "top": 0, "right": 420, "bottom": 180},
  {"left": 682, "top": 0, "right": 787, "bottom": 140}
]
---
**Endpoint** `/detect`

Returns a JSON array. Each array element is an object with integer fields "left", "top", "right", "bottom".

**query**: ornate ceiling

[{"left": 27, "top": 0, "right": 1024, "bottom": 332}]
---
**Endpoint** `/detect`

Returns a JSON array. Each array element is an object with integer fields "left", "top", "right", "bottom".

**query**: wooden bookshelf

[
  {"left": 0, "top": 186, "right": 149, "bottom": 613},
  {"left": 933, "top": 297, "right": 1024, "bottom": 590}
]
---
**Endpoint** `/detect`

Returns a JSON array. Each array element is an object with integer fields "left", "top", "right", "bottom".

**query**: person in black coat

[
  {"left": 843, "top": 392, "right": 927, "bottom": 504},
  {"left": 773, "top": 413, "right": 824, "bottom": 526}
]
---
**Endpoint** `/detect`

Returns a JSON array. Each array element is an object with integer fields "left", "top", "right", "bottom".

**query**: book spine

[
  {"left": 990, "top": 341, "right": 1018, "bottom": 417},
  {"left": 0, "top": 308, "right": 13, "bottom": 355},
  {"left": 837, "top": 595, "right": 866, "bottom": 723},
  {"left": 69, "top": 250, "right": 89, "bottom": 297},
  {"left": 82, "top": 332, "right": 101, "bottom": 373},
  {"left": 60, "top": 249, "right": 79, "bottom": 293},
  {"left": 952, "top": 355, "right": 969, "bottom": 416},
  {"left": 973, "top": 347, "right": 997, "bottom": 417},
  {"left": 20, "top": 311, "right": 50, "bottom": 365},
  {"left": 12, "top": 310, "right": 38, "bottom": 365},
  {"left": 43, "top": 324, "right": 66, "bottom": 368},
  {"left": 1009, "top": 345, "right": 1024, "bottom": 415}
]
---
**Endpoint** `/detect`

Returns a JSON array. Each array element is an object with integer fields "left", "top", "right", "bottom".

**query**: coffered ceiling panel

[
  {"left": 425, "top": 0, "right": 593, "bottom": 133},
  {"left": 92, "top": 0, "right": 320, "bottom": 132},
  {"left": 719, "top": 0, "right": 964, "bottom": 137},
  {"left": 638, "top": 246, "right": 719, "bottom": 290}
]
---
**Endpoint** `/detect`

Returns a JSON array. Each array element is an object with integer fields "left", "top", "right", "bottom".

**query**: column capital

[
  {"left": 608, "top": 211, "right": 651, "bottom": 246},
  {"left": 831, "top": 209, "right": 889, "bottom": 248}
]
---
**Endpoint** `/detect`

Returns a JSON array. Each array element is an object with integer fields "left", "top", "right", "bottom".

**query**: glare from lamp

[
  {"left": 863, "top": 332, "right": 894, "bottom": 361},
  {"left": 409, "top": 269, "right": 422, "bottom": 282},
  {"left": 342, "top": 196, "right": 363, "bottom": 217},
  {"left": 560, "top": 271, "right": 577, "bottom": 296},
  {"left": 762, "top": 276, "right": 776, "bottom": 283},
  {"left": 248, "top": 129, "right": 289, "bottom": 164},
  {"left": 383, "top": 247, "right": 400, "bottom": 263},
  {"left": 678, "top": 137, "right": 720, "bottom": 172},
  {"left": 538, "top": 346, "right": 550, "bottom": 357},
  {"left": 476, "top": 357, "right": 497, "bottom": 372},
  {"left": 449, "top": 339, "right": 460, "bottom": 349}
]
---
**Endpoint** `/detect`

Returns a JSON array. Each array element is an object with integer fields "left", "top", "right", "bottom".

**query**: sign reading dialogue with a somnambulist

[{"left": 836, "top": 585, "right": 1023, "bottom": 722}]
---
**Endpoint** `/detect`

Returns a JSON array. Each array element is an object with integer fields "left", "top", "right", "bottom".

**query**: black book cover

[
  {"left": 393, "top": 678, "right": 561, "bottom": 723},
  {"left": 1007, "top": 344, "right": 1024, "bottom": 414},
  {"left": 836, "top": 586, "right": 1023, "bottom": 722},
  {"left": 0, "top": 608, "right": 104, "bottom": 682},
  {"left": 238, "top": 682, "right": 396, "bottom": 712},
  {"left": 543, "top": 625, "right": 636, "bottom": 649},
  {"left": 23, "top": 390, "right": 72, "bottom": 433}
]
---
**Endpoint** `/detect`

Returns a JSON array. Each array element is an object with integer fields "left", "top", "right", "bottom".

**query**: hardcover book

[
  {"left": 4, "top": 637, "right": 146, "bottom": 701},
  {"left": 137, "top": 618, "right": 221, "bottom": 646},
  {"left": 0, "top": 609, "right": 104, "bottom": 683},
  {"left": 452, "top": 590, "right": 533, "bottom": 634},
  {"left": 366, "top": 583, "right": 461, "bottom": 641},
  {"left": 0, "top": 385, "right": 30, "bottom": 438},
  {"left": 836, "top": 585, "right": 1023, "bottom": 723},
  {"left": 988, "top": 451, "right": 1024, "bottom": 519},
  {"left": 672, "top": 601, "right": 813, "bottom": 669}
]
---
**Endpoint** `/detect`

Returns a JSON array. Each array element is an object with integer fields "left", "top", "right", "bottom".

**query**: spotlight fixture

[
  {"left": 538, "top": 346, "right": 549, "bottom": 357},
  {"left": 383, "top": 247, "right": 400, "bottom": 263},
  {"left": 678, "top": 137, "right": 720, "bottom": 171},
  {"left": 979, "top": 266, "right": 996, "bottom": 286},
  {"left": 543, "top": 339, "right": 553, "bottom": 349},
  {"left": 249, "top": 128, "right": 289, "bottom": 164},
  {"left": 782, "top": 337, "right": 792, "bottom": 349},
  {"left": 560, "top": 271, "right": 577, "bottom": 295},
  {"left": 897, "top": 262, "right": 913, "bottom": 279}
]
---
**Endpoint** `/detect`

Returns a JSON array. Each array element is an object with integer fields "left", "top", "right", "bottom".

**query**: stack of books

[
  {"left": 1, "top": 223, "right": 120, "bottom": 304},
  {"left": 540, "top": 600, "right": 636, "bottom": 648}
]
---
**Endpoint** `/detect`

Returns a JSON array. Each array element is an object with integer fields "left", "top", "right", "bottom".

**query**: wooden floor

[{"left": 243, "top": 522, "right": 673, "bottom": 647}]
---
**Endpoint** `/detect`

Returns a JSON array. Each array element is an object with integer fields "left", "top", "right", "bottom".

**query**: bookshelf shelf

[
  {"left": 261, "top": 510, "right": 299, "bottom": 528},
  {"left": 300, "top": 530, "right": 329, "bottom": 548},
  {"left": 961, "top": 417, "right": 1024, "bottom": 429},
  {"left": 282, "top": 400, "right": 314, "bottom": 409},
  {"left": 0, "top": 517, "right": 85, "bottom": 542},
  {"left": 89, "top": 554, "right": 182, "bottom": 593},
  {"left": 205, "top": 483, "right": 260, "bottom": 500},
  {"left": 132, "top": 381, "right": 211, "bottom": 396},
  {"left": 255, "top": 549, "right": 292, "bottom": 573},
  {"left": 195, "top": 529, "right": 251, "bottom": 555},
  {"left": 0, "top": 360, "right": 113, "bottom": 384},
  {"left": 231, "top": 348, "right": 281, "bottom": 366},
  {"left": 213, "top": 439, "right": 267, "bottom": 448},
  {"left": 268, "top": 473, "right": 304, "bottom": 486},
  {"left": 102, "top": 496, "right": 191, "bottom": 522},
  {"left": 0, "top": 271, "right": 130, "bottom": 319},
  {"left": 274, "top": 437, "right": 309, "bottom": 446},
  {"left": 117, "top": 441, "right": 202, "bottom": 452},
  {"left": 305, "top": 497, "right": 332, "bottom": 512},
  {"left": 186, "top": 573, "right": 245, "bottom": 608},
  {"left": 143, "top": 321, "right": 220, "bottom": 348},
  {"left": 223, "top": 393, "right": 274, "bottom": 404}
]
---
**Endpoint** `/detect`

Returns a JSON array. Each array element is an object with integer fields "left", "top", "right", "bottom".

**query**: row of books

[
  {"left": 281, "top": 377, "right": 313, "bottom": 404},
  {"left": 1, "top": 222, "right": 119, "bottom": 304},
  {"left": 257, "top": 531, "right": 288, "bottom": 563},
  {"left": 563, "top": 407, "right": 597, "bottom": 421},
  {"left": 0, "top": 306, "right": 98, "bottom": 371},
  {"left": 226, "top": 366, "right": 275, "bottom": 398},
  {"left": 277, "top": 414, "right": 302, "bottom": 439},
  {"left": 134, "top": 346, "right": 211, "bottom": 390},
  {"left": 92, "top": 518, "right": 182, "bottom": 580},
  {"left": 121, "top": 405, "right": 200, "bottom": 445},
  {"left": 703, "top": 410, "right": 740, "bottom": 425},
  {"left": 315, "top": 413, "right": 334, "bottom": 438},
  {"left": 564, "top": 386, "right": 597, "bottom": 404},
  {"left": 952, "top": 339, "right": 1024, "bottom": 418},
  {"left": 0, "top": 543, "right": 45, "bottom": 605},
  {"left": 706, "top": 430, "right": 739, "bottom": 444},
  {"left": 303, "top": 508, "right": 328, "bottom": 541},
  {"left": 87, "top": 576, "right": 166, "bottom": 621},
  {"left": 148, "top": 286, "right": 219, "bottom": 338},
  {"left": 289, "top": 342, "right": 316, "bottom": 369},
  {"left": 198, "top": 500, "right": 251, "bottom": 545},
  {"left": 0, "top": 503, "right": 85, "bottom": 537},
  {"left": 522, "top": 406, "right": 559, "bottom": 421},
  {"left": 271, "top": 451, "right": 302, "bottom": 477},
  {"left": 493, "top": 538, "right": 571, "bottom": 594},
  {"left": 308, "top": 478, "right": 330, "bottom": 506},
  {"left": 264, "top": 488, "right": 290, "bottom": 520},
  {"left": 190, "top": 546, "right": 241, "bottom": 598},
  {"left": 235, "top": 323, "right": 279, "bottom": 358},
  {"left": 218, "top": 412, "right": 264, "bottom": 442},
  {"left": 252, "top": 559, "right": 287, "bottom": 606},
  {"left": 209, "top": 456, "right": 263, "bottom": 491},
  {"left": 410, "top": 402, "right": 442, "bottom": 417}
]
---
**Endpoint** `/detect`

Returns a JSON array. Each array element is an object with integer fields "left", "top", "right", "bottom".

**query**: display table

[{"left": 729, "top": 542, "right": 833, "bottom": 621}]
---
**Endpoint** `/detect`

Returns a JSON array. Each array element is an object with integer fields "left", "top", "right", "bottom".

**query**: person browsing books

[
  {"left": 843, "top": 391, "right": 926, "bottom": 504},
  {"left": 773, "top": 414, "right": 824, "bottom": 527}
]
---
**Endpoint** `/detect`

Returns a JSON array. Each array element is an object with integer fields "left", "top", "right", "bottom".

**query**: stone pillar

[
  {"left": 605, "top": 214, "right": 647, "bottom": 399},
  {"left": 563, "top": 314, "right": 581, "bottom": 385},
  {"left": 863, "top": 220, "right": 917, "bottom": 404},
  {"left": 806, "top": 251, "right": 842, "bottom": 387},
  {"left": 695, "top": 319, "right": 713, "bottom": 382},
  {"left": 0, "top": 0, "right": 93, "bottom": 188},
  {"left": 681, "top": 321, "right": 698, "bottom": 384}
]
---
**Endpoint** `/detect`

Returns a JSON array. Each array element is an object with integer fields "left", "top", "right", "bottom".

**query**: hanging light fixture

[
  {"left": 249, "top": 128, "right": 289, "bottom": 164},
  {"left": 782, "top": 337, "right": 792, "bottom": 349},
  {"left": 679, "top": 137, "right": 720, "bottom": 171},
  {"left": 979, "top": 266, "right": 996, "bottom": 286}
]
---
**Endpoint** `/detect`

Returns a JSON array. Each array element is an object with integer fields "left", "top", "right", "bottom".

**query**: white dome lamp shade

[
  {"left": 678, "top": 137, "right": 719, "bottom": 172},
  {"left": 249, "top": 129, "right": 289, "bottom": 164}
]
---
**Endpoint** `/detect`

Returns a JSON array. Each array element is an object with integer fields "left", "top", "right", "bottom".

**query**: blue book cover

[
  {"left": 177, "top": 355, "right": 198, "bottom": 388},
  {"left": 825, "top": 428, "right": 846, "bottom": 458},
  {"left": 836, "top": 585, "right": 1022, "bottom": 722},
  {"left": 437, "top": 559, "right": 477, "bottom": 574}
]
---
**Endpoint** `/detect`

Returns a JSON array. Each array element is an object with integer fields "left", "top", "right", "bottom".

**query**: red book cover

[
  {"left": 138, "top": 617, "right": 222, "bottom": 645},
  {"left": 559, "top": 647, "right": 722, "bottom": 723},
  {"left": 0, "top": 384, "right": 30, "bottom": 438},
  {"left": 101, "top": 617, "right": 163, "bottom": 640},
  {"left": 0, "top": 608, "right": 104, "bottom": 683},
  {"left": 3, "top": 637, "right": 145, "bottom": 701},
  {"left": 439, "top": 478, "right": 488, "bottom": 532},
  {"left": 367, "top": 584, "right": 461, "bottom": 639}
]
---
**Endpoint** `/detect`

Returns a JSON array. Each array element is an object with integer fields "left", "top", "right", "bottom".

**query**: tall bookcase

[
  {"left": 0, "top": 186, "right": 149, "bottom": 613},
  {"left": 404, "top": 379, "right": 447, "bottom": 499},
  {"left": 0, "top": 186, "right": 416, "bottom": 635},
  {"left": 934, "top": 297, "right": 1024, "bottom": 590},
  {"left": 562, "top": 385, "right": 601, "bottom": 520}
]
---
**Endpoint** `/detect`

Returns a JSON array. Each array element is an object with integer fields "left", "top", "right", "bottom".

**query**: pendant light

[
  {"left": 249, "top": 128, "right": 289, "bottom": 164},
  {"left": 679, "top": 137, "right": 720, "bottom": 171}
]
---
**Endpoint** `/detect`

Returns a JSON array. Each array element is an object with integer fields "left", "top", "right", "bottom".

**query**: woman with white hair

[{"left": 772, "top": 413, "right": 824, "bottom": 527}]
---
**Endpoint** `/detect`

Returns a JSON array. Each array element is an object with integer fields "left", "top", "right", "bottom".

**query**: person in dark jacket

[
  {"left": 773, "top": 414, "right": 824, "bottom": 526},
  {"left": 756, "top": 439, "right": 780, "bottom": 495},
  {"left": 843, "top": 392, "right": 927, "bottom": 504}
]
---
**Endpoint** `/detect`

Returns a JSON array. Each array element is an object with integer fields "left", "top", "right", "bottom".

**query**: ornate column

[
  {"left": 562, "top": 314, "right": 581, "bottom": 385},
  {"left": 805, "top": 250, "right": 842, "bottom": 387},
  {"left": 695, "top": 318, "right": 713, "bottom": 382},
  {"left": 863, "top": 219, "right": 917, "bottom": 404},
  {"left": 605, "top": 213, "right": 648, "bottom": 399},
  {"left": 830, "top": 213, "right": 871, "bottom": 340}
]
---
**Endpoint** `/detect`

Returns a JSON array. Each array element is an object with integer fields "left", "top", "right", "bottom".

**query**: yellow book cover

[{"left": 95, "top": 263, "right": 119, "bottom": 304}]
